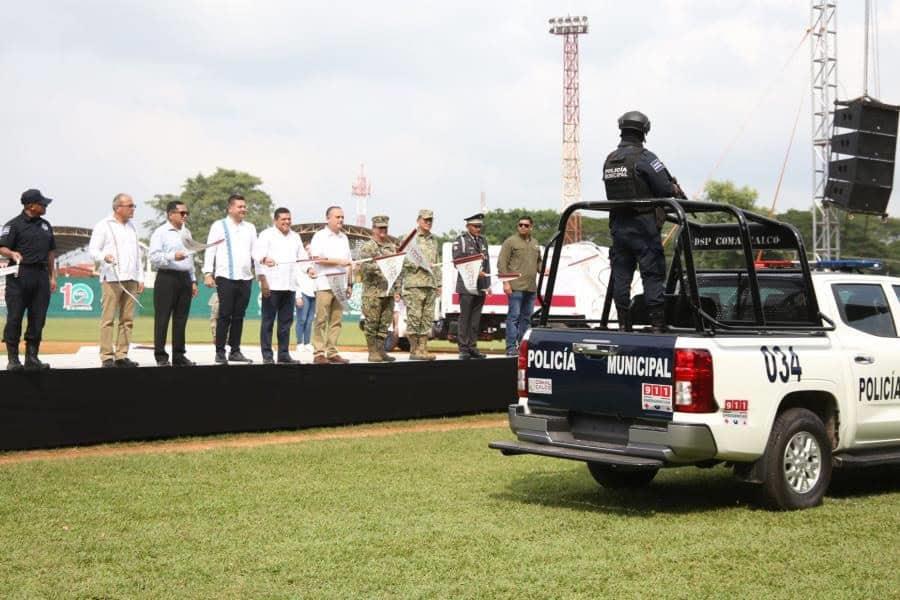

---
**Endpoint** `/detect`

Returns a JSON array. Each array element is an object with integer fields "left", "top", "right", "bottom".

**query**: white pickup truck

[{"left": 491, "top": 199, "right": 900, "bottom": 510}]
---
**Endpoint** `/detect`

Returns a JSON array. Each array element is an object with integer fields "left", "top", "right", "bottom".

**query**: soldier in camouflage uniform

[
  {"left": 401, "top": 209, "right": 441, "bottom": 361},
  {"left": 358, "top": 215, "right": 399, "bottom": 362}
]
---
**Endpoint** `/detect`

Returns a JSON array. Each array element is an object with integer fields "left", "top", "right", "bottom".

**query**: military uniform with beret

[
  {"left": 359, "top": 215, "right": 398, "bottom": 361},
  {"left": 401, "top": 208, "right": 441, "bottom": 360},
  {"left": 0, "top": 189, "right": 57, "bottom": 371},
  {"left": 452, "top": 213, "right": 490, "bottom": 359}
]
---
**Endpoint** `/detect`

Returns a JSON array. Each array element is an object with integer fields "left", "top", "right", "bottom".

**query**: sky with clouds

[{"left": 2, "top": 0, "right": 898, "bottom": 236}]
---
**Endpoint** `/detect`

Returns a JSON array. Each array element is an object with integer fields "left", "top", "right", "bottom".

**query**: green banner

[{"left": 39, "top": 277, "right": 363, "bottom": 320}]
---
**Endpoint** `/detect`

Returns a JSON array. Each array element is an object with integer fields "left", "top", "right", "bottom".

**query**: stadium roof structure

[
  {"left": 53, "top": 226, "right": 94, "bottom": 257},
  {"left": 292, "top": 223, "right": 399, "bottom": 245}
]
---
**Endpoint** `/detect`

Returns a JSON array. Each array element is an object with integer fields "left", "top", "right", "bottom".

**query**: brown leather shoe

[
  {"left": 313, "top": 355, "right": 329, "bottom": 365},
  {"left": 327, "top": 354, "right": 350, "bottom": 364}
]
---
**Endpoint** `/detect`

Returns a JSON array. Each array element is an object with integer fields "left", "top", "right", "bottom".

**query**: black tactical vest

[{"left": 603, "top": 146, "right": 651, "bottom": 200}]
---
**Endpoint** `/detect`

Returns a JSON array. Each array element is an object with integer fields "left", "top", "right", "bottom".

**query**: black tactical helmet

[{"left": 617, "top": 111, "right": 651, "bottom": 135}]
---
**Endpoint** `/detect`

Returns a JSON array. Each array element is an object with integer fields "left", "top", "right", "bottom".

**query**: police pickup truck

[{"left": 490, "top": 199, "right": 900, "bottom": 510}]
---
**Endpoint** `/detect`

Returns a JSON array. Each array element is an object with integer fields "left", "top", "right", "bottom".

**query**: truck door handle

[
  {"left": 572, "top": 342, "right": 619, "bottom": 357},
  {"left": 854, "top": 355, "right": 875, "bottom": 365}
]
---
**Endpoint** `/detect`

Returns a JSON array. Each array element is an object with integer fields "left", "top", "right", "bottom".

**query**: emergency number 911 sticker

[
  {"left": 528, "top": 378, "right": 553, "bottom": 395},
  {"left": 642, "top": 383, "right": 672, "bottom": 413}
]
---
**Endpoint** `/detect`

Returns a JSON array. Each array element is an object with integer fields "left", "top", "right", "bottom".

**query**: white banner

[
  {"left": 454, "top": 254, "right": 483, "bottom": 294},
  {"left": 374, "top": 253, "right": 406, "bottom": 292},
  {"left": 399, "top": 229, "right": 432, "bottom": 274},
  {"left": 326, "top": 270, "right": 349, "bottom": 308}
]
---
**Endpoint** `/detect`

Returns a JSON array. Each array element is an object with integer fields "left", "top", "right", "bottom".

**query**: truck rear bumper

[{"left": 490, "top": 404, "right": 717, "bottom": 466}]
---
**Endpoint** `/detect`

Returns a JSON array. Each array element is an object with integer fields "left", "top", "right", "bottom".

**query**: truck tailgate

[{"left": 525, "top": 328, "right": 676, "bottom": 421}]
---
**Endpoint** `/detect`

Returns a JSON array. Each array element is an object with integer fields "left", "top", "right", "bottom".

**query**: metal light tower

[
  {"left": 351, "top": 164, "right": 372, "bottom": 227},
  {"left": 549, "top": 15, "right": 588, "bottom": 243},
  {"left": 811, "top": 1, "right": 840, "bottom": 259}
]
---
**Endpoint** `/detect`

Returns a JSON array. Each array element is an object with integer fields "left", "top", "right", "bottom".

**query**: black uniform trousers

[
  {"left": 214, "top": 277, "right": 252, "bottom": 354},
  {"left": 457, "top": 293, "right": 486, "bottom": 355},
  {"left": 260, "top": 290, "right": 295, "bottom": 360},
  {"left": 610, "top": 212, "right": 666, "bottom": 312},
  {"left": 2, "top": 266, "right": 50, "bottom": 347},
  {"left": 153, "top": 269, "right": 193, "bottom": 361}
]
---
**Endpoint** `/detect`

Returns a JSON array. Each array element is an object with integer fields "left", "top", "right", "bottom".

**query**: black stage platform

[{"left": 0, "top": 358, "right": 515, "bottom": 452}]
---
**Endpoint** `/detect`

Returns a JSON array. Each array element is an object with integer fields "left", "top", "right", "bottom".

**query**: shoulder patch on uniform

[
  {"left": 650, "top": 158, "right": 665, "bottom": 172},
  {"left": 0, "top": 225, "right": 9, "bottom": 237},
  {"left": 42, "top": 223, "right": 49, "bottom": 231}
]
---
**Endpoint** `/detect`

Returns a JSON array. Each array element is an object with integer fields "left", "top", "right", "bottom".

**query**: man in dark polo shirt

[
  {"left": 497, "top": 214, "right": 541, "bottom": 356},
  {"left": 0, "top": 189, "right": 58, "bottom": 371}
]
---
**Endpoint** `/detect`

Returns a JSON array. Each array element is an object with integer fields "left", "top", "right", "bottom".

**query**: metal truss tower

[
  {"left": 351, "top": 164, "right": 372, "bottom": 227},
  {"left": 549, "top": 15, "right": 588, "bottom": 243},
  {"left": 811, "top": 1, "right": 840, "bottom": 259}
]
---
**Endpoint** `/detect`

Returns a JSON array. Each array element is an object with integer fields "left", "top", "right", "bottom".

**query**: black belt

[
  {"left": 158, "top": 269, "right": 191, "bottom": 275},
  {"left": 15, "top": 263, "right": 48, "bottom": 270}
]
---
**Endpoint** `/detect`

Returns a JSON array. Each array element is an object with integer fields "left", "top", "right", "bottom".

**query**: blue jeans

[
  {"left": 505, "top": 290, "right": 536, "bottom": 354},
  {"left": 294, "top": 294, "right": 316, "bottom": 344}
]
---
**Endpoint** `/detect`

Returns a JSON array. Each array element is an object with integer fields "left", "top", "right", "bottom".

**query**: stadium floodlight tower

[
  {"left": 549, "top": 15, "right": 588, "bottom": 244},
  {"left": 351, "top": 164, "right": 372, "bottom": 227},
  {"left": 810, "top": 0, "right": 840, "bottom": 259}
]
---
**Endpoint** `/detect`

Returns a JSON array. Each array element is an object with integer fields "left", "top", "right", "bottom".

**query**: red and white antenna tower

[
  {"left": 549, "top": 15, "right": 588, "bottom": 243},
  {"left": 351, "top": 164, "right": 372, "bottom": 227}
]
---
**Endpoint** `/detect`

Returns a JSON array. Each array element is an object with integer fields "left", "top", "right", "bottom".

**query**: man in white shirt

[
  {"left": 254, "top": 207, "right": 307, "bottom": 364},
  {"left": 202, "top": 194, "right": 257, "bottom": 364},
  {"left": 89, "top": 193, "right": 144, "bottom": 368},
  {"left": 308, "top": 206, "right": 352, "bottom": 364},
  {"left": 149, "top": 200, "right": 198, "bottom": 367}
]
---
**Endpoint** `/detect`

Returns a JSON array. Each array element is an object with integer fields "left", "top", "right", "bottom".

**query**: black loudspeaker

[
  {"left": 829, "top": 157, "right": 894, "bottom": 187},
  {"left": 826, "top": 97, "right": 899, "bottom": 216},
  {"left": 825, "top": 180, "right": 892, "bottom": 215},
  {"left": 831, "top": 131, "right": 896, "bottom": 161}
]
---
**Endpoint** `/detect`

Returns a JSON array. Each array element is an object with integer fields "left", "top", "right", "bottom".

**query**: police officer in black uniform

[
  {"left": 0, "top": 189, "right": 57, "bottom": 371},
  {"left": 603, "top": 111, "right": 685, "bottom": 332},
  {"left": 452, "top": 213, "right": 491, "bottom": 359}
]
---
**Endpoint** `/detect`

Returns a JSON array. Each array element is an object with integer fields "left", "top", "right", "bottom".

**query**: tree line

[{"left": 144, "top": 170, "right": 900, "bottom": 274}]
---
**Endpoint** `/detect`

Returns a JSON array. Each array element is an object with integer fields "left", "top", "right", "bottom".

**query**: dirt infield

[{"left": 0, "top": 416, "right": 507, "bottom": 466}]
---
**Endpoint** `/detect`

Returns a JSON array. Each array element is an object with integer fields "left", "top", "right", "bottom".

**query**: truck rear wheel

[
  {"left": 587, "top": 463, "right": 658, "bottom": 489},
  {"left": 759, "top": 408, "right": 832, "bottom": 510}
]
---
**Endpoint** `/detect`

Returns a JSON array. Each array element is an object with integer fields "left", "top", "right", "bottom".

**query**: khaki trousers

[
  {"left": 312, "top": 289, "right": 344, "bottom": 357},
  {"left": 100, "top": 280, "right": 139, "bottom": 361}
]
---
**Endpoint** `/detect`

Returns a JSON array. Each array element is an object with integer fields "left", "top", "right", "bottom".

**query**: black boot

[
  {"left": 6, "top": 343, "right": 23, "bottom": 372},
  {"left": 24, "top": 343, "right": 50, "bottom": 371},
  {"left": 616, "top": 306, "right": 632, "bottom": 332},
  {"left": 648, "top": 307, "right": 667, "bottom": 334}
]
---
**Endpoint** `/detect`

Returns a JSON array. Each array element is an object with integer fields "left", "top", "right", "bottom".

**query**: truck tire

[
  {"left": 587, "top": 463, "right": 658, "bottom": 489},
  {"left": 759, "top": 408, "right": 832, "bottom": 511}
]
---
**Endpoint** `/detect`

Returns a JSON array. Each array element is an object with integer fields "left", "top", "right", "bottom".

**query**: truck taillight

[
  {"left": 517, "top": 339, "right": 528, "bottom": 398},
  {"left": 674, "top": 349, "right": 717, "bottom": 413}
]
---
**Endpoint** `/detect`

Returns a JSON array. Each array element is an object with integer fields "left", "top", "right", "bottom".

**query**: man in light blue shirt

[{"left": 149, "top": 200, "right": 198, "bottom": 366}]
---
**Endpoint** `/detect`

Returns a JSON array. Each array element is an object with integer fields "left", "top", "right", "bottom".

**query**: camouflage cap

[
  {"left": 371, "top": 215, "right": 389, "bottom": 227},
  {"left": 417, "top": 209, "right": 433, "bottom": 219}
]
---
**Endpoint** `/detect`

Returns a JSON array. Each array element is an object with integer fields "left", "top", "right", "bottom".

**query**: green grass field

[
  {"left": 0, "top": 316, "right": 506, "bottom": 351},
  {"left": 1, "top": 418, "right": 897, "bottom": 598}
]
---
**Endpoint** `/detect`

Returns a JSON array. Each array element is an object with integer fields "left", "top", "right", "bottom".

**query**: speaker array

[{"left": 825, "top": 97, "right": 899, "bottom": 216}]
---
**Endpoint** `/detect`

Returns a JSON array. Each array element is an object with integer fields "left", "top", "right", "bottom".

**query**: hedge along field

[{"left": 0, "top": 420, "right": 898, "bottom": 599}]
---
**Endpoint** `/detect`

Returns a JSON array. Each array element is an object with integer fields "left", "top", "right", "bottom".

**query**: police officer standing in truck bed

[
  {"left": 0, "top": 189, "right": 57, "bottom": 371},
  {"left": 602, "top": 110, "right": 685, "bottom": 333}
]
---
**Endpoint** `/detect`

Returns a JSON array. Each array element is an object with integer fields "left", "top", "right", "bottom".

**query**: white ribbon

[{"left": 0, "top": 265, "right": 20, "bottom": 277}]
